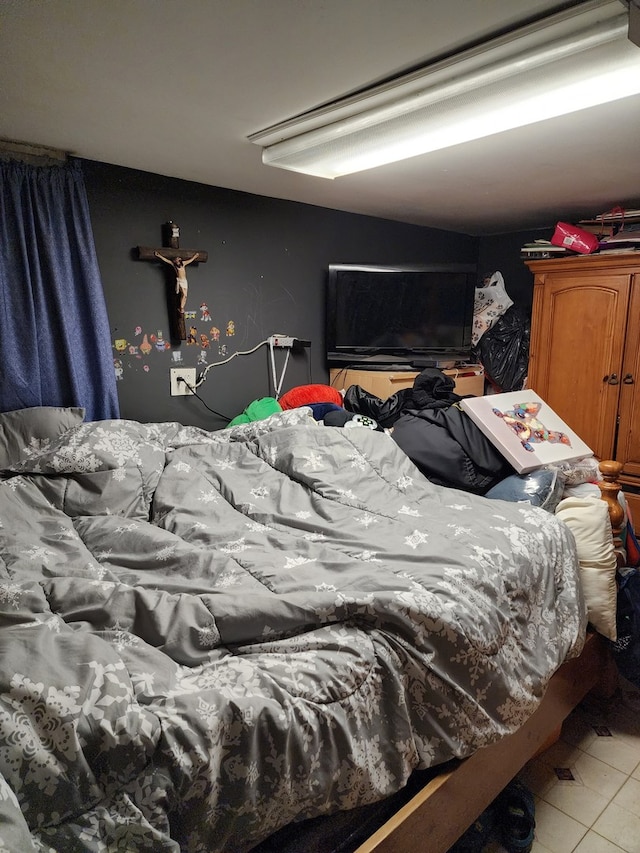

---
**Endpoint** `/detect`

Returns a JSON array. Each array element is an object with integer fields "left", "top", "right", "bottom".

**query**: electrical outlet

[{"left": 170, "top": 367, "right": 196, "bottom": 396}]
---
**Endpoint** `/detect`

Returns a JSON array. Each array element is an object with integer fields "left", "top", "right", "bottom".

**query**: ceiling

[{"left": 2, "top": 0, "right": 640, "bottom": 236}]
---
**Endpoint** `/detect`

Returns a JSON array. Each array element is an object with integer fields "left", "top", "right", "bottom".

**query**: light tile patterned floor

[{"left": 483, "top": 676, "right": 640, "bottom": 853}]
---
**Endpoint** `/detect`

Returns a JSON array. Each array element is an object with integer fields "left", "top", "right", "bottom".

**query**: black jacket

[
  {"left": 345, "top": 369, "right": 513, "bottom": 493},
  {"left": 391, "top": 402, "right": 513, "bottom": 493}
]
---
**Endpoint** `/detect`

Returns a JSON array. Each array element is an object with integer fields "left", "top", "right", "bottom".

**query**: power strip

[
  {"left": 269, "top": 335, "right": 295, "bottom": 348},
  {"left": 268, "top": 335, "right": 311, "bottom": 350}
]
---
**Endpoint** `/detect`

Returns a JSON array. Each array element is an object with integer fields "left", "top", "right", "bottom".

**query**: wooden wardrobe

[{"left": 525, "top": 253, "right": 640, "bottom": 519}]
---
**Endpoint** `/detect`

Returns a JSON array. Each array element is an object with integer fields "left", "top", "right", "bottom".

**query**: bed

[{"left": 0, "top": 405, "right": 622, "bottom": 852}]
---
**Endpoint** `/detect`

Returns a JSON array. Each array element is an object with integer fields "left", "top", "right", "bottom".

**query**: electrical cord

[
  {"left": 195, "top": 335, "right": 308, "bottom": 400},
  {"left": 179, "top": 334, "right": 310, "bottom": 415},
  {"left": 269, "top": 343, "right": 290, "bottom": 400},
  {"left": 196, "top": 338, "right": 271, "bottom": 386},
  {"left": 179, "top": 377, "right": 232, "bottom": 422}
]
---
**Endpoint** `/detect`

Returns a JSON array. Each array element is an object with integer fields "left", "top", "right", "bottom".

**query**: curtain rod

[{"left": 0, "top": 138, "right": 68, "bottom": 166}]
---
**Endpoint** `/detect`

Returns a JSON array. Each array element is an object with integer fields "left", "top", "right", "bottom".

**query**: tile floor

[{"left": 484, "top": 675, "right": 640, "bottom": 853}]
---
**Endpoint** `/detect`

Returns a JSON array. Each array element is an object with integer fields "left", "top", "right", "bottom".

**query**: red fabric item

[
  {"left": 279, "top": 384, "right": 343, "bottom": 410},
  {"left": 625, "top": 504, "right": 640, "bottom": 568}
]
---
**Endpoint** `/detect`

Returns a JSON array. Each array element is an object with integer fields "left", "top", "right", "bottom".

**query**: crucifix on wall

[{"left": 137, "top": 222, "right": 208, "bottom": 341}]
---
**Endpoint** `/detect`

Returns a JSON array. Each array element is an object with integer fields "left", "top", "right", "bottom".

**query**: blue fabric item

[
  {"left": 485, "top": 467, "right": 565, "bottom": 513},
  {"left": 308, "top": 402, "right": 343, "bottom": 420},
  {"left": 0, "top": 159, "right": 119, "bottom": 420}
]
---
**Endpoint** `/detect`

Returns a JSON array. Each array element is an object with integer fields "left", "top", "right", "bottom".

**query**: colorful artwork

[
  {"left": 492, "top": 402, "right": 571, "bottom": 452},
  {"left": 460, "top": 390, "right": 593, "bottom": 474}
]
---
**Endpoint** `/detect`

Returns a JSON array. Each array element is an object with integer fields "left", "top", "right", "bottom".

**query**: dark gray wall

[
  {"left": 477, "top": 227, "right": 553, "bottom": 314},
  {"left": 83, "top": 160, "right": 480, "bottom": 429}
]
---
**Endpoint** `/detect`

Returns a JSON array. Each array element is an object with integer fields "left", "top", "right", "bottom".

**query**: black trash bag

[
  {"left": 343, "top": 384, "right": 413, "bottom": 428},
  {"left": 612, "top": 568, "right": 640, "bottom": 689},
  {"left": 473, "top": 304, "right": 530, "bottom": 392}
]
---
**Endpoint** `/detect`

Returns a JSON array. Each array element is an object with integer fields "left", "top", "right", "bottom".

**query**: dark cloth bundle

[
  {"left": 613, "top": 568, "right": 640, "bottom": 689},
  {"left": 345, "top": 368, "right": 513, "bottom": 493},
  {"left": 391, "top": 403, "right": 513, "bottom": 494}
]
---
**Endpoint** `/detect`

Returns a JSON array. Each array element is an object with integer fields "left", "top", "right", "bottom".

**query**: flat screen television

[{"left": 326, "top": 263, "right": 477, "bottom": 367}]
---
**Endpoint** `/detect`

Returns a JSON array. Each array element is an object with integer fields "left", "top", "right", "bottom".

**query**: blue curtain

[{"left": 0, "top": 158, "right": 119, "bottom": 420}]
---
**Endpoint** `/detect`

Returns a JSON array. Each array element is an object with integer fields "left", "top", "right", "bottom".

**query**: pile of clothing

[{"left": 345, "top": 368, "right": 513, "bottom": 494}]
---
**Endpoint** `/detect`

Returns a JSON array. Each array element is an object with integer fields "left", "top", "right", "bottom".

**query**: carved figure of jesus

[{"left": 154, "top": 251, "right": 198, "bottom": 313}]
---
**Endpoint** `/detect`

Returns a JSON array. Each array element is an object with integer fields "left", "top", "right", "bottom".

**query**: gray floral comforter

[{"left": 0, "top": 410, "right": 586, "bottom": 852}]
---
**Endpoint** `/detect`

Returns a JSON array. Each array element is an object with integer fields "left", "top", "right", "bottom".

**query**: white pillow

[{"left": 555, "top": 494, "right": 617, "bottom": 640}]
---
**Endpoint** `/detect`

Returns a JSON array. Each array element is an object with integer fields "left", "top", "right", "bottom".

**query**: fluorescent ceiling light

[{"left": 249, "top": 0, "right": 640, "bottom": 179}]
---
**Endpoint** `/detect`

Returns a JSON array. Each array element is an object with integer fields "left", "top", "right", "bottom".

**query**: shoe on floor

[{"left": 495, "top": 779, "right": 535, "bottom": 853}]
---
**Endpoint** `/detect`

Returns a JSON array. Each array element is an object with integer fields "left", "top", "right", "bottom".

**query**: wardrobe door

[
  {"left": 528, "top": 272, "right": 630, "bottom": 461},
  {"left": 616, "top": 274, "right": 640, "bottom": 479}
]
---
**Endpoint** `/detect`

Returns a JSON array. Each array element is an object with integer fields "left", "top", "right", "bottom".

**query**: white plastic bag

[{"left": 472, "top": 271, "right": 513, "bottom": 346}]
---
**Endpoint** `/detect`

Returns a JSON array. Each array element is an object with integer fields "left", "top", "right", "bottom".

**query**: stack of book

[
  {"left": 598, "top": 228, "right": 640, "bottom": 253},
  {"left": 520, "top": 209, "right": 640, "bottom": 260},
  {"left": 578, "top": 207, "right": 640, "bottom": 239},
  {"left": 519, "top": 240, "right": 570, "bottom": 260}
]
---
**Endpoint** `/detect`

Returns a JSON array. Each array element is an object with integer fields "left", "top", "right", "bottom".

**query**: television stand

[
  {"left": 359, "top": 363, "right": 416, "bottom": 372},
  {"left": 328, "top": 365, "right": 485, "bottom": 399},
  {"left": 411, "top": 358, "right": 456, "bottom": 369}
]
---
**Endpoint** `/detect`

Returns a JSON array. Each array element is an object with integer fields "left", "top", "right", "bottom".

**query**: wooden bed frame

[{"left": 254, "top": 461, "right": 625, "bottom": 853}]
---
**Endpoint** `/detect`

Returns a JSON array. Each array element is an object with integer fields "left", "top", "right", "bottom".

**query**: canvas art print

[{"left": 460, "top": 390, "right": 593, "bottom": 474}]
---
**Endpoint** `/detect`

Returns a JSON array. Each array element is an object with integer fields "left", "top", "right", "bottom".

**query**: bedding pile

[{"left": 0, "top": 409, "right": 586, "bottom": 852}]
